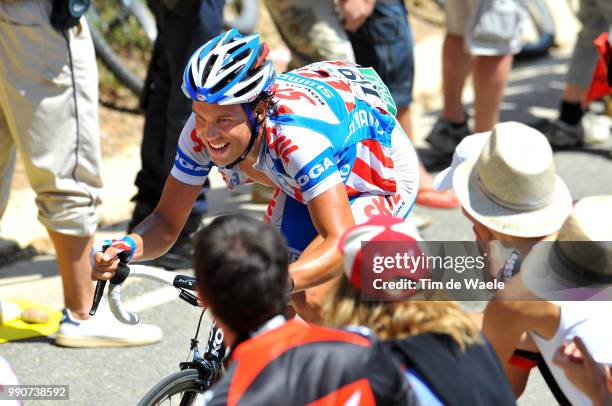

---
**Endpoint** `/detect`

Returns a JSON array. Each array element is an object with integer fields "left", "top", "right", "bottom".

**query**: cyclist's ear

[{"left": 254, "top": 101, "right": 267, "bottom": 122}]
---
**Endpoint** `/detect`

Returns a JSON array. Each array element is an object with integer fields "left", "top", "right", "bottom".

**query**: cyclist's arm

[
  {"left": 129, "top": 176, "right": 202, "bottom": 260},
  {"left": 92, "top": 176, "right": 201, "bottom": 280},
  {"left": 289, "top": 183, "right": 355, "bottom": 291}
]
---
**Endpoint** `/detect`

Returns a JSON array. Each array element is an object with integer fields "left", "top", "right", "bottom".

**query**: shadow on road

[{"left": 0, "top": 256, "right": 57, "bottom": 284}]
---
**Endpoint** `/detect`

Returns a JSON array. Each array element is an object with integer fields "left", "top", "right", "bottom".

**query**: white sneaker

[
  {"left": 582, "top": 111, "right": 612, "bottom": 145},
  {"left": 55, "top": 301, "right": 163, "bottom": 348}
]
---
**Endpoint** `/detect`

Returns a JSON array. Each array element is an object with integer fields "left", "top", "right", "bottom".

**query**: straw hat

[
  {"left": 452, "top": 121, "right": 572, "bottom": 237},
  {"left": 521, "top": 195, "right": 612, "bottom": 301}
]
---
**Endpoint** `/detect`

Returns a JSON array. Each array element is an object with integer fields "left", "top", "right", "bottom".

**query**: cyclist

[
  {"left": 193, "top": 214, "right": 415, "bottom": 405},
  {"left": 91, "top": 28, "right": 420, "bottom": 321}
]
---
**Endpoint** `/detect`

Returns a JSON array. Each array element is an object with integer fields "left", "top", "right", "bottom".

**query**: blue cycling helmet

[{"left": 182, "top": 29, "right": 275, "bottom": 105}]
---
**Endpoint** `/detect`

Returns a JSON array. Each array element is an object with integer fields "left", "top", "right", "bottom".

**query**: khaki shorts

[
  {"left": 445, "top": 0, "right": 526, "bottom": 56},
  {"left": 0, "top": 0, "right": 103, "bottom": 236},
  {"left": 263, "top": 0, "right": 355, "bottom": 68}
]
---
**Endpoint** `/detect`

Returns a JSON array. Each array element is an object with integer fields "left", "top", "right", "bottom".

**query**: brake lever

[
  {"left": 88, "top": 247, "right": 132, "bottom": 316},
  {"left": 89, "top": 280, "right": 106, "bottom": 316}
]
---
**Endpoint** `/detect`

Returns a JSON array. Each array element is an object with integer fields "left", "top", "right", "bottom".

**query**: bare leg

[
  {"left": 47, "top": 230, "right": 95, "bottom": 320},
  {"left": 472, "top": 54, "right": 513, "bottom": 132},
  {"left": 563, "top": 83, "right": 588, "bottom": 106},
  {"left": 442, "top": 34, "right": 472, "bottom": 123}
]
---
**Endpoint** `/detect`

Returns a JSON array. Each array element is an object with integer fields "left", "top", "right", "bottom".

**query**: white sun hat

[
  {"left": 452, "top": 121, "right": 573, "bottom": 238},
  {"left": 521, "top": 195, "right": 612, "bottom": 301}
]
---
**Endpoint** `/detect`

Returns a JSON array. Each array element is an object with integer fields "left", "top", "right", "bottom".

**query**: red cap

[{"left": 339, "top": 215, "right": 430, "bottom": 300}]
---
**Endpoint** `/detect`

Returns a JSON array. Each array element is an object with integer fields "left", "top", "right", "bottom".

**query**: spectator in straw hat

[
  {"left": 445, "top": 121, "right": 574, "bottom": 397},
  {"left": 447, "top": 122, "right": 573, "bottom": 284},
  {"left": 451, "top": 121, "right": 573, "bottom": 240},
  {"left": 324, "top": 215, "right": 516, "bottom": 406},
  {"left": 483, "top": 196, "right": 612, "bottom": 405}
]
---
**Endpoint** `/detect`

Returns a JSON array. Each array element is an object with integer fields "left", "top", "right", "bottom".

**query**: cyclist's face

[{"left": 192, "top": 102, "right": 251, "bottom": 166}]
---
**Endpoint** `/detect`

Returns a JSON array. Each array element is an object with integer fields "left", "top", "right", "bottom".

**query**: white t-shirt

[{"left": 531, "top": 302, "right": 612, "bottom": 406}]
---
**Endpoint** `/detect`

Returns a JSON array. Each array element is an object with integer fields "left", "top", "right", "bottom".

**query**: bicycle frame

[{"left": 180, "top": 311, "right": 225, "bottom": 390}]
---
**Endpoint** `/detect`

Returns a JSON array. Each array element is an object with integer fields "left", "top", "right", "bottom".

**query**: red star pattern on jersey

[
  {"left": 272, "top": 84, "right": 316, "bottom": 105},
  {"left": 276, "top": 104, "right": 294, "bottom": 115},
  {"left": 292, "top": 186, "right": 303, "bottom": 203},
  {"left": 190, "top": 128, "right": 205, "bottom": 153},
  {"left": 344, "top": 139, "right": 397, "bottom": 196},
  {"left": 325, "top": 80, "right": 351, "bottom": 93},
  {"left": 264, "top": 187, "right": 282, "bottom": 224}
]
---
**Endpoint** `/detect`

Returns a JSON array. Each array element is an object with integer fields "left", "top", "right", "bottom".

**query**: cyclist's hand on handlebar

[
  {"left": 92, "top": 246, "right": 120, "bottom": 281},
  {"left": 90, "top": 238, "right": 135, "bottom": 281}
]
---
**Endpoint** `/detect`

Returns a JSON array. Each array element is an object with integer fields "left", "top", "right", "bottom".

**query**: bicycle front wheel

[{"left": 138, "top": 369, "right": 207, "bottom": 406}]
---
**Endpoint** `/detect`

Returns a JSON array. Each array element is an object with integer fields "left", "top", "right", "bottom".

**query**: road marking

[
  {"left": 123, "top": 286, "right": 180, "bottom": 312},
  {"left": 0, "top": 274, "right": 43, "bottom": 286}
]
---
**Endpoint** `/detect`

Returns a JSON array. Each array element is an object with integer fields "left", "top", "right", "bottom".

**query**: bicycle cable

[{"left": 185, "top": 309, "right": 207, "bottom": 362}]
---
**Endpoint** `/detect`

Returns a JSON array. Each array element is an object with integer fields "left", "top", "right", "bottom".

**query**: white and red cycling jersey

[{"left": 171, "top": 61, "right": 419, "bottom": 260}]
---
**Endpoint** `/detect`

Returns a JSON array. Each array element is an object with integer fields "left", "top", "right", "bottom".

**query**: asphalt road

[{"left": 1, "top": 51, "right": 612, "bottom": 405}]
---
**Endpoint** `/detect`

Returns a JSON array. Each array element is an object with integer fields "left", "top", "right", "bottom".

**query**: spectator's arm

[
  {"left": 129, "top": 176, "right": 202, "bottom": 261},
  {"left": 339, "top": 0, "right": 376, "bottom": 32},
  {"left": 92, "top": 176, "right": 201, "bottom": 280},
  {"left": 482, "top": 283, "right": 560, "bottom": 397},
  {"left": 554, "top": 337, "right": 612, "bottom": 406}
]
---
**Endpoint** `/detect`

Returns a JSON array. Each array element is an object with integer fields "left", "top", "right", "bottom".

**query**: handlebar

[{"left": 89, "top": 259, "right": 198, "bottom": 325}]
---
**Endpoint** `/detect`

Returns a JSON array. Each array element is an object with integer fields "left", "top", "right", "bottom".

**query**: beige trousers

[
  {"left": 263, "top": 0, "right": 355, "bottom": 68},
  {"left": 0, "top": 0, "right": 102, "bottom": 236}
]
